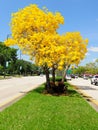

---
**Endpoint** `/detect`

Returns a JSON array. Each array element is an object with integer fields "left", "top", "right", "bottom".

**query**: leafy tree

[
  {"left": 72, "top": 66, "right": 86, "bottom": 76},
  {"left": 31, "top": 64, "right": 39, "bottom": 74},
  {"left": 0, "top": 42, "right": 17, "bottom": 76},
  {"left": 4, "top": 4, "right": 64, "bottom": 90},
  {"left": 61, "top": 32, "right": 88, "bottom": 82},
  {"left": 0, "top": 65, "right": 4, "bottom": 74},
  {"left": 0, "top": 42, "right": 8, "bottom": 66},
  {"left": 13, "top": 59, "right": 39, "bottom": 75},
  {"left": 73, "top": 60, "right": 98, "bottom": 76},
  {"left": 4, "top": 4, "right": 88, "bottom": 93},
  {"left": 95, "top": 59, "right": 98, "bottom": 68},
  {"left": 85, "top": 61, "right": 98, "bottom": 75}
]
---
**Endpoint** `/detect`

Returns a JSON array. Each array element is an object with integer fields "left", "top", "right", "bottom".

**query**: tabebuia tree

[
  {"left": 4, "top": 4, "right": 64, "bottom": 91},
  {"left": 4, "top": 4, "right": 88, "bottom": 93},
  {"left": 61, "top": 32, "right": 88, "bottom": 82}
]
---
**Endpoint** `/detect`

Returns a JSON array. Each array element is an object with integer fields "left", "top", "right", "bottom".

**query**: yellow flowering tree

[
  {"left": 4, "top": 4, "right": 88, "bottom": 93},
  {"left": 34, "top": 33, "right": 66, "bottom": 83},
  {"left": 4, "top": 4, "right": 64, "bottom": 90},
  {"left": 61, "top": 32, "right": 88, "bottom": 82}
]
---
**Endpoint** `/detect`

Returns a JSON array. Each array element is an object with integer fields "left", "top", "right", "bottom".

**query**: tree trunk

[
  {"left": 62, "top": 65, "right": 70, "bottom": 82},
  {"left": 44, "top": 66, "right": 50, "bottom": 91},
  {"left": 52, "top": 66, "right": 55, "bottom": 83}
]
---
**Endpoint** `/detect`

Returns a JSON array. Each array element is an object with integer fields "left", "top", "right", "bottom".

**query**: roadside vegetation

[
  {"left": 0, "top": 83, "right": 98, "bottom": 130},
  {"left": 72, "top": 59, "right": 98, "bottom": 76},
  {"left": 0, "top": 42, "right": 41, "bottom": 77}
]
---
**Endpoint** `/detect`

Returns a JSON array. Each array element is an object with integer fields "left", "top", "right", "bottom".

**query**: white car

[
  {"left": 95, "top": 79, "right": 98, "bottom": 85},
  {"left": 66, "top": 75, "right": 71, "bottom": 80},
  {"left": 83, "top": 75, "right": 88, "bottom": 80},
  {"left": 91, "top": 75, "right": 98, "bottom": 84}
]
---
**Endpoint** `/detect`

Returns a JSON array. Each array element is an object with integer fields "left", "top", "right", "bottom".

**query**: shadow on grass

[
  {"left": 31, "top": 84, "right": 81, "bottom": 98},
  {"left": 67, "top": 89, "right": 81, "bottom": 97},
  {"left": 33, "top": 86, "right": 44, "bottom": 93}
]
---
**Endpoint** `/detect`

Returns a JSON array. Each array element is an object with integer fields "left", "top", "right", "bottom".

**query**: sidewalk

[{"left": 68, "top": 78, "right": 98, "bottom": 112}]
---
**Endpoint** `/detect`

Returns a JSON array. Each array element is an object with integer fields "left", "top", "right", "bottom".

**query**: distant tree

[
  {"left": 13, "top": 59, "right": 39, "bottom": 75},
  {"left": 85, "top": 60, "right": 98, "bottom": 74},
  {"left": 72, "top": 66, "right": 86, "bottom": 75},
  {"left": 0, "top": 42, "right": 17, "bottom": 75},
  {"left": 95, "top": 59, "right": 98, "bottom": 68}
]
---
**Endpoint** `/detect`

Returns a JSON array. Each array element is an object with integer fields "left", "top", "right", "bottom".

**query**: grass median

[{"left": 0, "top": 83, "right": 98, "bottom": 130}]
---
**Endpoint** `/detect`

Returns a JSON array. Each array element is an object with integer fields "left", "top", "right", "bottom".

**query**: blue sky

[{"left": 0, "top": 0, "right": 98, "bottom": 65}]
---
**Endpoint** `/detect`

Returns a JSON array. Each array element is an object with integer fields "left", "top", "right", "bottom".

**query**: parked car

[
  {"left": 71, "top": 74, "right": 75, "bottom": 78},
  {"left": 75, "top": 75, "right": 78, "bottom": 78},
  {"left": 83, "top": 74, "right": 89, "bottom": 80},
  {"left": 71, "top": 74, "right": 78, "bottom": 78},
  {"left": 95, "top": 79, "right": 98, "bottom": 85},
  {"left": 91, "top": 75, "right": 98, "bottom": 85}
]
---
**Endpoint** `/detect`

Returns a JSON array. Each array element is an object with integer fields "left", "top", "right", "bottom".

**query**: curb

[
  {"left": 72, "top": 84, "right": 98, "bottom": 108},
  {"left": 0, "top": 85, "right": 39, "bottom": 111},
  {"left": 0, "top": 93, "right": 24, "bottom": 111}
]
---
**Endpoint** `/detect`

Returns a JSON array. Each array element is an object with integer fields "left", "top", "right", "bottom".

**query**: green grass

[{"left": 0, "top": 84, "right": 98, "bottom": 130}]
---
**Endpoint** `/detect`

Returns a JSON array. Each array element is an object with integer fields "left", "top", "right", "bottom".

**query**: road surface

[
  {"left": 68, "top": 77, "right": 98, "bottom": 111},
  {"left": 0, "top": 76, "right": 46, "bottom": 111},
  {"left": 68, "top": 77, "right": 98, "bottom": 101}
]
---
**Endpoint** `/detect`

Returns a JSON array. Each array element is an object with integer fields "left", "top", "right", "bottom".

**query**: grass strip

[{"left": 0, "top": 83, "right": 98, "bottom": 130}]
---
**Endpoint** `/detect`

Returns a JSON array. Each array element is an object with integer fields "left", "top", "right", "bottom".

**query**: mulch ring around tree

[{"left": 43, "top": 81, "right": 69, "bottom": 96}]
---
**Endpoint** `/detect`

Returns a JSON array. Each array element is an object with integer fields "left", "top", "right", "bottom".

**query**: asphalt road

[
  {"left": 68, "top": 77, "right": 98, "bottom": 111},
  {"left": 0, "top": 76, "right": 46, "bottom": 110},
  {"left": 68, "top": 77, "right": 98, "bottom": 101}
]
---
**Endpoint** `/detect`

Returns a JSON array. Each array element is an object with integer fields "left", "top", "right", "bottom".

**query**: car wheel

[
  {"left": 96, "top": 82, "right": 98, "bottom": 86},
  {"left": 91, "top": 81, "right": 93, "bottom": 84}
]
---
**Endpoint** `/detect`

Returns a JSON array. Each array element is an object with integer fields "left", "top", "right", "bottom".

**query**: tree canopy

[
  {"left": 0, "top": 42, "right": 17, "bottom": 66},
  {"left": 4, "top": 4, "right": 88, "bottom": 91}
]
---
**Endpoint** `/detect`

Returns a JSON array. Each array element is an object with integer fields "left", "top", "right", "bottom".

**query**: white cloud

[{"left": 88, "top": 47, "right": 98, "bottom": 52}]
